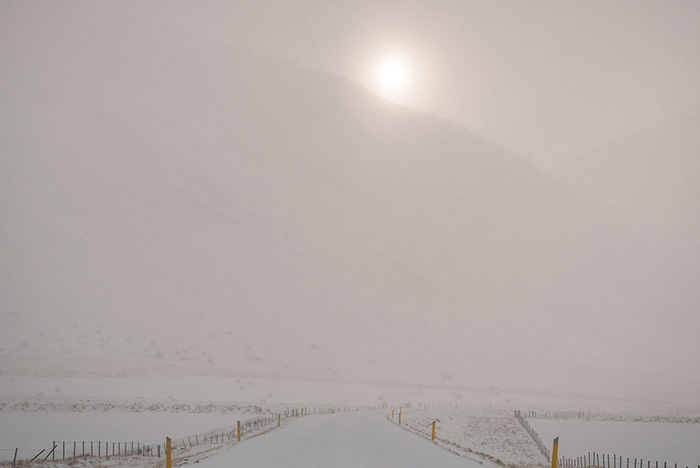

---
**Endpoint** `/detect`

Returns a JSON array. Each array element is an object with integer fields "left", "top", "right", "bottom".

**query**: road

[{"left": 192, "top": 411, "right": 482, "bottom": 468}]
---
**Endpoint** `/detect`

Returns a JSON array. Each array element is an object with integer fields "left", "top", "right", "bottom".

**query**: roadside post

[
  {"left": 552, "top": 437, "right": 559, "bottom": 468},
  {"left": 166, "top": 437, "right": 172, "bottom": 468}
]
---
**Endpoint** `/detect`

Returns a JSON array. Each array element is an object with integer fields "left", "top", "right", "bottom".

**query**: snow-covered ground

[
  {"left": 397, "top": 407, "right": 546, "bottom": 466},
  {"left": 3, "top": 375, "right": 699, "bottom": 465},
  {"left": 0, "top": 412, "right": 248, "bottom": 461},
  {"left": 2, "top": 395, "right": 698, "bottom": 467},
  {"left": 3, "top": 376, "right": 694, "bottom": 415},
  {"left": 0, "top": 411, "right": 285, "bottom": 467},
  {"left": 193, "top": 411, "right": 482, "bottom": 468},
  {"left": 529, "top": 419, "right": 700, "bottom": 468}
]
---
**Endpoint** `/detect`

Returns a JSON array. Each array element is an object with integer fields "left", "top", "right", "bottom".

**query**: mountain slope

[
  {"left": 553, "top": 110, "right": 700, "bottom": 340},
  {"left": 1, "top": 1, "right": 696, "bottom": 400},
  {"left": 554, "top": 109, "right": 700, "bottom": 248}
]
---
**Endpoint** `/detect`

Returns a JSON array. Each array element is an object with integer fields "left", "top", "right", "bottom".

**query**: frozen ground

[
  {"left": 529, "top": 419, "right": 700, "bottom": 468},
  {"left": 2, "top": 375, "right": 698, "bottom": 466},
  {"left": 398, "top": 407, "right": 546, "bottom": 466},
  {"left": 1, "top": 411, "right": 484, "bottom": 468},
  {"left": 0, "top": 411, "right": 284, "bottom": 467},
  {"left": 3, "top": 375, "right": 695, "bottom": 414},
  {"left": 0, "top": 412, "right": 257, "bottom": 461}
]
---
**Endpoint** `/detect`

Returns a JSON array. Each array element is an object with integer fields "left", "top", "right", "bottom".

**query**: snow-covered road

[{"left": 192, "top": 411, "right": 482, "bottom": 468}]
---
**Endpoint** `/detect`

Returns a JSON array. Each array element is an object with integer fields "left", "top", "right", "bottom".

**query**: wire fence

[
  {"left": 0, "top": 404, "right": 387, "bottom": 466},
  {"left": 515, "top": 410, "right": 700, "bottom": 468},
  {"left": 520, "top": 410, "right": 700, "bottom": 424},
  {"left": 515, "top": 409, "right": 551, "bottom": 461}
]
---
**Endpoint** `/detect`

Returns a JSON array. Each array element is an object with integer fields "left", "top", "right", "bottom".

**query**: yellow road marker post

[
  {"left": 552, "top": 437, "right": 559, "bottom": 468},
  {"left": 432, "top": 421, "right": 436, "bottom": 441},
  {"left": 165, "top": 437, "right": 172, "bottom": 468},
  {"left": 278, "top": 414, "right": 281, "bottom": 427},
  {"left": 237, "top": 421, "right": 241, "bottom": 442}
]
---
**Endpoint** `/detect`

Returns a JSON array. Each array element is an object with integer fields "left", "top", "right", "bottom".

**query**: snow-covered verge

[
  {"left": 0, "top": 396, "right": 267, "bottom": 414},
  {"left": 1, "top": 413, "right": 284, "bottom": 468},
  {"left": 0, "top": 396, "right": 277, "bottom": 466},
  {"left": 0, "top": 412, "right": 256, "bottom": 461},
  {"left": 0, "top": 391, "right": 371, "bottom": 466},
  {"left": 393, "top": 407, "right": 547, "bottom": 467},
  {"left": 0, "top": 408, "right": 302, "bottom": 467},
  {"left": 529, "top": 419, "right": 700, "bottom": 468},
  {"left": 523, "top": 410, "right": 700, "bottom": 424}
]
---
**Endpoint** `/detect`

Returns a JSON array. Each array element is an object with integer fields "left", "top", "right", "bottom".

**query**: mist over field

[{"left": 2, "top": 0, "right": 699, "bottom": 412}]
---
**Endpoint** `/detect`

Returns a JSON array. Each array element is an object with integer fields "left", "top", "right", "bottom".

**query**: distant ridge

[{"left": 1, "top": 1, "right": 698, "bottom": 401}]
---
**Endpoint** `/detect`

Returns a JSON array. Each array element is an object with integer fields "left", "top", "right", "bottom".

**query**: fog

[
  {"left": 1, "top": 1, "right": 699, "bottom": 408},
  {"left": 143, "top": 0, "right": 700, "bottom": 168}
]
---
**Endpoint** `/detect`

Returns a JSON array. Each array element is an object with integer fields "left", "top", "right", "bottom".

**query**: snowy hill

[
  {"left": 1, "top": 2, "right": 697, "bottom": 401},
  {"left": 552, "top": 110, "right": 700, "bottom": 364},
  {"left": 554, "top": 109, "right": 700, "bottom": 249}
]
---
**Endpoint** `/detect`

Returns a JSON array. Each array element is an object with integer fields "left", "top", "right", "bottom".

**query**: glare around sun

[{"left": 377, "top": 58, "right": 409, "bottom": 94}]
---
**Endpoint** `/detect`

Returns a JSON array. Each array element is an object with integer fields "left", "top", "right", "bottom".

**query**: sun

[{"left": 377, "top": 57, "right": 410, "bottom": 94}]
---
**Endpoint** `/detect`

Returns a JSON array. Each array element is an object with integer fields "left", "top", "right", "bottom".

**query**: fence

[
  {"left": 515, "top": 409, "right": 551, "bottom": 461},
  {"left": 554, "top": 451, "right": 699, "bottom": 468},
  {"left": 0, "top": 404, "right": 388, "bottom": 466},
  {"left": 521, "top": 410, "right": 700, "bottom": 425},
  {"left": 515, "top": 410, "right": 699, "bottom": 468},
  {"left": 1, "top": 413, "right": 275, "bottom": 466}
]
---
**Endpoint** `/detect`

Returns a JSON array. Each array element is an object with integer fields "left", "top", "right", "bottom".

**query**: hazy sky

[
  {"left": 2, "top": 0, "right": 699, "bottom": 404},
  {"left": 143, "top": 0, "right": 700, "bottom": 167}
]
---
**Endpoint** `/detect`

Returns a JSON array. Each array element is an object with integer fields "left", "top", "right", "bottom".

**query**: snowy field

[
  {"left": 3, "top": 375, "right": 695, "bottom": 415},
  {"left": 398, "top": 407, "right": 546, "bottom": 466},
  {"left": 0, "top": 411, "right": 262, "bottom": 462},
  {"left": 529, "top": 419, "right": 700, "bottom": 468},
  {"left": 2, "top": 375, "right": 699, "bottom": 466}
]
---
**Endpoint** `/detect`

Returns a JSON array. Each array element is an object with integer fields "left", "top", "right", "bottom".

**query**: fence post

[
  {"left": 45, "top": 444, "right": 57, "bottom": 461},
  {"left": 12, "top": 448, "right": 18, "bottom": 467},
  {"left": 29, "top": 449, "right": 45, "bottom": 462}
]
